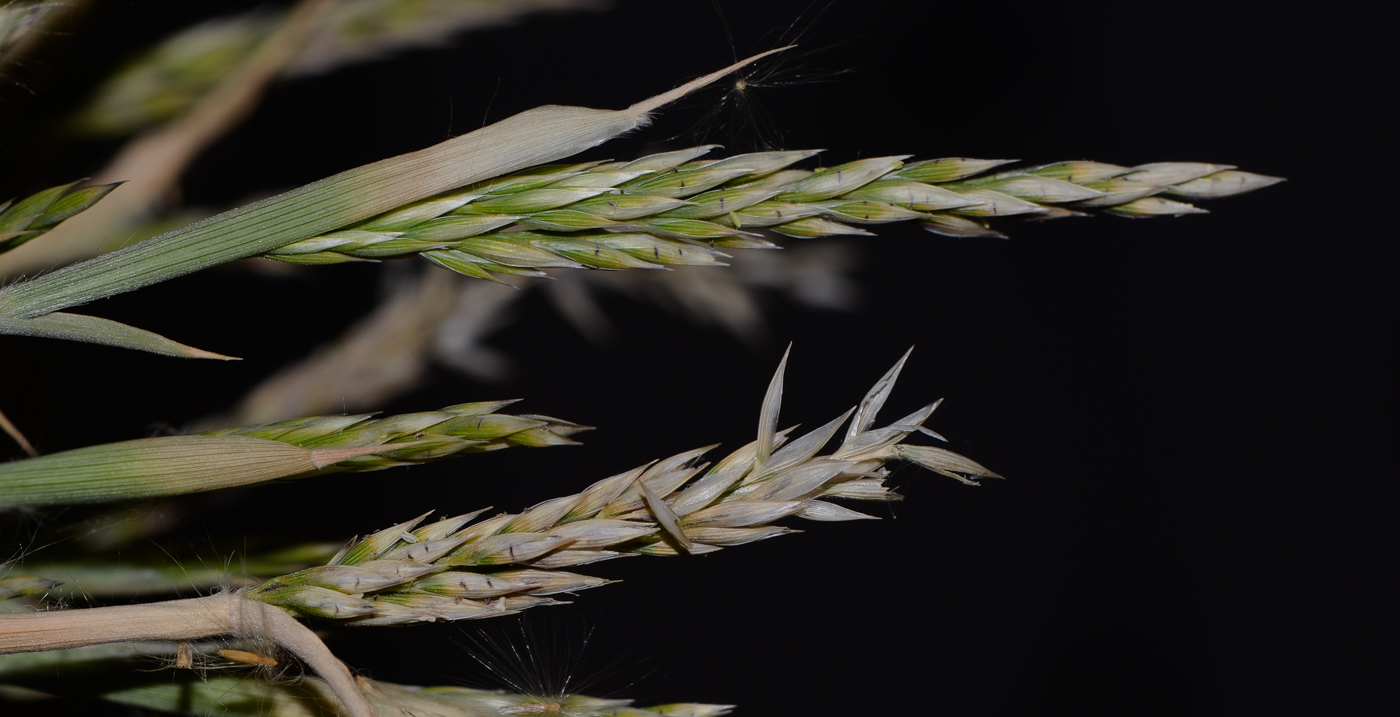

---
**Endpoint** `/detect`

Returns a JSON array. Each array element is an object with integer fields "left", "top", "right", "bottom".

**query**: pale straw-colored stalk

[
  {"left": 0, "top": 642, "right": 727, "bottom": 717},
  {"left": 0, "top": 401, "right": 584, "bottom": 508},
  {"left": 0, "top": 591, "right": 376, "bottom": 717},
  {"left": 247, "top": 348, "right": 997, "bottom": 626},
  {"left": 0, "top": 407, "right": 37, "bottom": 457}
]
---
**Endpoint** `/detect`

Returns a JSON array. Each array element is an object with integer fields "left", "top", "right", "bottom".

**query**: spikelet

[
  {"left": 0, "top": 401, "right": 585, "bottom": 507},
  {"left": 261, "top": 147, "right": 1283, "bottom": 280},
  {"left": 250, "top": 348, "right": 998, "bottom": 625}
]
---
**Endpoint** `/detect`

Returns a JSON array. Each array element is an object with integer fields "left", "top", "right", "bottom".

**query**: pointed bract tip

[
  {"left": 184, "top": 346, "right": 240, "bottom": 360},
  {"left": 0, "top": 407, "right": 38, "bottom": 457},
  {"left": 754, "top": 344, "right": 792, "bottom": 472},
  {"left": 917, "top": 426, "right": 948, "bottom": 442},
  {"left": 628, "top": 46, "right": 795, "bottom": 116}
]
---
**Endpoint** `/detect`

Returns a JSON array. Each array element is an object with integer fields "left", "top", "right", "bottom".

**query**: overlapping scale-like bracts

[
  {"left": 204, "top": 399, "right": 588, "bottom": 474},
  {"left": 0, "top": 181, "right": 121, "bottom": 256},
  {"left": 248, "top": 348, "right": 1000, "bottom": 625},
  {"left": 262, "top": 146, "right": 1282, "bottom": 280}
]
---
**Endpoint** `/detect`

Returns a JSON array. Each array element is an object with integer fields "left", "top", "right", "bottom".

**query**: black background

[{"left": 0, "top": 1, "right": 1394, "bottom": 714}]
